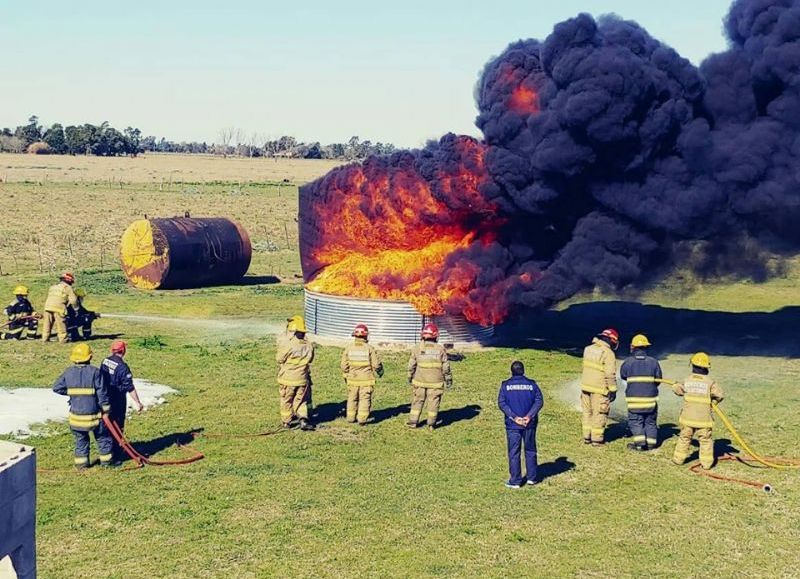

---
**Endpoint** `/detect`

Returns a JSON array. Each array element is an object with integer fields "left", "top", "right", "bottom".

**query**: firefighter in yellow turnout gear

[
  {"left": 41, "top": 272, "right": 78, "bottom": 343},
  {"left": 341, "top": 323, "right": 383, "bottom": 425},
  {"left": 671, "top": 352, "right": 724, "bottom": 469},
  {"left": 580, "top": 328, "right": 619, "bottom": 445},
  {"left": 276, "top": 316, "right": 315, "bottom": 430},
  {"left": 407, "top": 323, "right": 452, "bottom": 430}
]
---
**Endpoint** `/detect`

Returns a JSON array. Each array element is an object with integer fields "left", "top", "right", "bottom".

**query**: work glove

[
  {"left": 376, "top": 365, "right": 384, "bottom": 379},
  {"left": 607, "top": 391, "right": 617, "bottom": 403}
]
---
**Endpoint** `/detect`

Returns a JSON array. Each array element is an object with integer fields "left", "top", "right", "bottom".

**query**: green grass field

[{"left": 1, "top": 157, "right": 799, "bottom": 578}]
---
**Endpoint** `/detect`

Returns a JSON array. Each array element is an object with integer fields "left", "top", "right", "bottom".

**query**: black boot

[{"left": 299, "top": 418, "right": 315, "bottom": 431}]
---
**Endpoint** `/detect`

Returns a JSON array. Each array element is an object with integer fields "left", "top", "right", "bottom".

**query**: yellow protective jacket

[
  {"left": 673, "top": 374, "right": 724, "bottom": 429},
  {"left": 276, "top": 335, "right": 314, "bottom": 388},
  {"left": 341, "top": 338, "right": 383, "bottom": 387},
  {"left": 44, "top": 282, "right": 78, "bottom": 315},
  {"left": 580, "top": 338, "right": 618, "bottom": 395},
  {"left": 408, "top": 340, "right": 452, "bottom": 389}
]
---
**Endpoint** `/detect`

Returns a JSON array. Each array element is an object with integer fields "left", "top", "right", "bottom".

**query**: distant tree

[
  {"left": 0, "top": 135, "right": 25, "bottom": 153},
  {"left": 124, "top": 127, "right": 142, "bottom": 156},
  {"left": 216, "top": 127, "right": 235, "bottom": 157},
  {"left": 43, "top": 123, "right": 66, "bottom": 154},
  {"left": 304, "top": 142, "right": 323, "bottom": 159},
  {"left": 16, "top": 115, "right": 42, "bottom": 147}
]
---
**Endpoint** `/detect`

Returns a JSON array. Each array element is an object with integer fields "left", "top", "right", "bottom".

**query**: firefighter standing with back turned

[
  {"left": 101, "top": 340, "right": 144, "bottom": 462},
  {"left": 671, "top": 352, "right": 725, "bottom": 470},
  {"left": 580, "top": 328, "right": 619, "bottom": 446},
  {"left": 52, "top": 343, "right": 114, "bottom": 469},
  {"left": 407, "top": 323, "right": 452, "bottom": 430},
  {"left": 3, "top": 285, "right": 39, "bottom": 340},
  {"left": 341, "top": 323, "right": 383, "bottom": 425},
  {"left": 620, "top": 334, "right": 663, "bottom": 451},
  {"left": 41, "top": 272, "right": 78, "bottom": 343},
  {"left": 276, "top": 315, "right": 315, "bottom": 431}
]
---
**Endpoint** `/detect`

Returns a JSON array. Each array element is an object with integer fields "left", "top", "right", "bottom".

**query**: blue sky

[{"left": 1, "top": 0, "right": 733, "bottom": 147}]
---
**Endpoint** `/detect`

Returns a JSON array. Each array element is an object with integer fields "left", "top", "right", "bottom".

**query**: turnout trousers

[
  {"left": 628, "top": 408, "right": 658, "bottom": 448},
  {"left": 109, "top": 391, "right": 128, "bottom": 460},
  {"left": 72, "top": 425, "right": 113, "bottom": 467},
  {"left": 279, "top": 384, "right": 309, "bottom": 425},
  {"left": 409, "top": 386, "right": 444, "bottom": 427},
  {"left": 673, "top": 426, "right": 714, "bottom": 469},
  {"left": 580, "top": 391, "right": 610, "bottom": 443},
  {"left": 346, "top": 385, "right": 373, "bottom": 424},
  {"left": 41, "top": 311, "right": 68, "bottom": 343},
  {"left": 506, "top": 427, "right": 538, "bottom": 486}
]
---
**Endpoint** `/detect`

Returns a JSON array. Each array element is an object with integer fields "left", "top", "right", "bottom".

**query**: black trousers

[{"left": 506, "top": 426, "right": 538, "bottom": 485}]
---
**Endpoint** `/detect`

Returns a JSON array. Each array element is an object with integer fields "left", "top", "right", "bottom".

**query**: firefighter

[
  {"left": 66, "top": 288, "right": 100, "bottom": 341},
  {"left": 671, "top": 352, "right": 725, "bottom": 470},
  {"left": 580, "top": 328, "right": 619, "bottom": 446},
  {"left": 41, "top": 272, "right": 78, "bottom": 343},
  {"left": 620, "top": 334, "right": 663, "bottom": 451},
  {"left": 276, "top": 315, "right": 315, "bottom": 430},
  {"left": 52, "top": 343, "right": 113, "bottom": 469},
  {"left": 283, "top": 315, "right": 314, "bottom": 416},
  {"left": 2, "top": 285, "right": 39, "bottom": 340},
  {"left": 407, "top": 323, "right": 452, "bottom": 430},
  {"left": 341, "top": 323, "right": 383, "bottom": 425},
  {"left": 101, "top": 340, "right": 144, "bottom": 462}
]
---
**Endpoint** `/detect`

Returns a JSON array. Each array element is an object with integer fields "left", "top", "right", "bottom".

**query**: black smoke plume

[{"left": 301, "top": 0, "right": 800, "bottom": 322}]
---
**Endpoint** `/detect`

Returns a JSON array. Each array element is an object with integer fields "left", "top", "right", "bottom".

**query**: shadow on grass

[
  {"left": 501, "top": 302, "right": 800, "bottom": 358},
  {"left": 232, "top": 275, "right": 281, "bottom": 286},
  {"left": 538, "top": 456, "right": 576, "bottom": 482},
  {"left": 437, "top": 404, "right": 481, "bottom": 428},
  {"left": 313, "top": 401, "right": 345, "bottom": 424},
  {"left": 372, "top": 403, "right": 411, "bottom": 424},
  {"left": 118, "top": 428, "right": 205, "bottom": 464},
  {"left": 85, "top": 333, "right": 125, "bottom": 341},
  {"left": 599, "top": 421, "right": 679, "bottom": 446}
]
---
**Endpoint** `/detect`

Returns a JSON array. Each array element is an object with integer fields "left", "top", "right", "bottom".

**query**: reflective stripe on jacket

[
  {"left": 341, "top": 338, "right": 382, "bottom": 387},
  {"left": 673, "top": 374, "right": 724, "bottom": 429},
  {"left": 44, "top": 282, "right": 78, "bottom": 315},
  {"left": 580, "top": 338, "right": 617, "bottom": 395},
  {"left": 276, "top": 335, "right": 314, "bottom": 387},
  {"left": 408, "top": 340, "right": 451, "bottom": 389},
  {"left": 52, "top": 363, "right": 110, "bottom": 431},
  {"left": 5, "top": 297, "right": 34, "bottom": 320},
  {"left": 101, "top": 355, "right": 135, "bottom": 394},
  {"left": 620, "top": 349, "right": 662, "bottom": 413}
]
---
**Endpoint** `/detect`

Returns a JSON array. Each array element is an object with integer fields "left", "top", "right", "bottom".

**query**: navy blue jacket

[
  {"left": 620, "top": 349, "right": 662, "bottom": 414},
  {"left": 101, "top": 355, "right": 135, "bottom": 396},
  {"left": 498, "top": 375, "right": 544, "bottom": 430},
  {"left": 53, "top": 363, "right": 109, "bottom": 431}
]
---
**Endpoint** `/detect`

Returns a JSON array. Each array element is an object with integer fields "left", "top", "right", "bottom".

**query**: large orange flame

[{"left": 302, "top": 136, "right": 506, "bottom": 324}]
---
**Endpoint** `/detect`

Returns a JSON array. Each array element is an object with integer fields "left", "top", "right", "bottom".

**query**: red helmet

[
  {"left": 111, "top": 340, "right": 127, "bottom": 355},
  {"left": 599, "top": 328, "right": 620, "bottom": 347},
  {"left": 61, "top": 272, "right": 75, "bottom": 284},
  {"left": 353, "top": 323, "right": 369, "bottom": 338},
  {"left": 421, "top": 322, "right": 439, "bottom": 340}
]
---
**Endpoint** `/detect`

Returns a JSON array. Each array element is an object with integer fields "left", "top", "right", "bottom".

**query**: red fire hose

[{"left": 102, "top": 414, "right": 204, "bottom": 468}]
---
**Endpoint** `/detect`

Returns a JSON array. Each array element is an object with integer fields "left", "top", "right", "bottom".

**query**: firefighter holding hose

[
  {"left": 52, "top": 343, "right": 114, "bottom": 469},
  {"left": 341, "top": 323, "right": 383, "bottom": 425},
  {"left": 671, "top": 352, "right": 725, "bottom": 470},
  {"left": 66, "top": 288, "right": 100, "bottom": 341},
  {"left": 101, "top": 340, "right": 144, "bottom": 462},
  {"left": 41, "top": 272, "right": 78, "bottom": 343},
  {"left": 580, "top": 328, "right": 619, "bottom": 446},
  {"left": 407, "top": 323, "right": 452, "bottom": 430},
  {"left": 620, "top": 334, "right": 662, "bottom": 451},
  {"left": 276, "top": 315, "right": 315, "bottom": 430},
  {"left": 2, "top": 285, "right": 39, "bottom": 340}
]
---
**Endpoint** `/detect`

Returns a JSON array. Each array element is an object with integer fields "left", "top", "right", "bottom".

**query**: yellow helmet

[
  {"left": 690, "top": 352, "right": 711, "bottom": 369},
  {"left": 70, "top": 343, "right": 93, "bottom": 364},
  {"left": 74, "top": 288, "right": 87, "bottom": 298},
  {"left": 631, "top": 334, "right": 651, "bottom": 348},
  {"left": 13, "top": 285, "right": 28, "bottom": 296},
  {"left": 287, "top": 315, "right": 307, "bottom": 334}
]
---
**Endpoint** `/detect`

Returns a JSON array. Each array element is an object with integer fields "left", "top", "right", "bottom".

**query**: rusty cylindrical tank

[{"left": 119, "top": 217, "right": 252, "bottom": 289}]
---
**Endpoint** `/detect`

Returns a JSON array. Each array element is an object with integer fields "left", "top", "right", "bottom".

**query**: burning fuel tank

[
  {"left": 119, "top": 217, "right": 252, "bottom": 289},
  {"left": 304, "top": 289, "right": 494, "bottom": 345}
]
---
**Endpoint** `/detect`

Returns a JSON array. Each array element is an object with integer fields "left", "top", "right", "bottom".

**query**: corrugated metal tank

[
  {"left": 119, "top": 217, "right": 252, "bottom": 289},
  {"left": 304, "top": 289, "right": 494, "bottom": 345}
]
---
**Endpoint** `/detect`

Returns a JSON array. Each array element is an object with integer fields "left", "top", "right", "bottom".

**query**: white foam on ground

[
  {"left": 0, "top": 379, "right": 176, "bottom": 438},
  {"left": 102, "top": 313, "right": 284, "bottom": 337}
]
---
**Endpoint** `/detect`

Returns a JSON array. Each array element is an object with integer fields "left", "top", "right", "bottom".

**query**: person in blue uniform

[
  {"left": 100, "top": 340, "right": 144, "bottom": 461},
  {"left": 498, "top": 360, "right": 544, "bottom": 488}
]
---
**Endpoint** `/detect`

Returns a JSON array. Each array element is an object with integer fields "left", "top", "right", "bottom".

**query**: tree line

[{"left": 0, "top": 116, "right": 396, "bottom": 160}]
